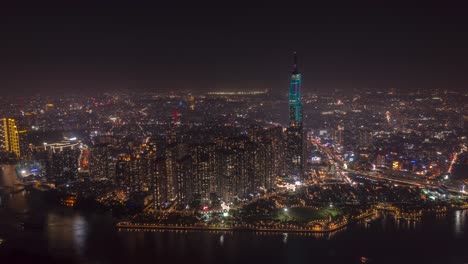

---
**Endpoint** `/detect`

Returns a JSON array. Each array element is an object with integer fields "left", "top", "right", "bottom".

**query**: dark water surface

[{"left": 1, "top": 167, "right": 468, "bottom": 264}]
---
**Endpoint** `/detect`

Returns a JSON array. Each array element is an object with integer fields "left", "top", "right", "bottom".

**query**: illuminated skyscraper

[
  {"left": 358, "top": 128, "right": 372, "bottom": 147},
  {"left": 115, "top": 154, "right": 130, "bottom": 194},
  {"left": 89, "top": 144, "right": 115, "bottom": 180},
  {"left": 175, "top": 155, "right": 192, "bottom": 207},
  {"left": 191, "top": 143, "right": 217, "bottom": 205},
  {"left": 333, "top": 124, "right": 344, "bottom": 145},
  {"left": 150, "top": 157, "right": 167, "bottom": 210},
  {"left": 288, "top": 53, "right": 303, "bottom": 127},
  {"left": 286, "top": 53, "right": 305, "bottom": 179},
  {"left": 37, "top": 140, "right": 81, "bottom": 185},
  {"left": 0, "top": 118, "right": 21, "bottom": 158}
]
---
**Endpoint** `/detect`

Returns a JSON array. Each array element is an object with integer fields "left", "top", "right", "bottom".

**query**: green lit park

[{"left": 277, "top": 207, "right": 343, "bottom": 222}]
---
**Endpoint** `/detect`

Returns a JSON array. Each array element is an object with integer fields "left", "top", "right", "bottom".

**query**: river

[{"left": 0, "top": 165, "right": 468, "bottom": 264}]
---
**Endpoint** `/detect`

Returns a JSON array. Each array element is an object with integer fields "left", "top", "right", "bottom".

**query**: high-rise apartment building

[{"left": 0, "top": 118, "right": 21, "bottom": 157}]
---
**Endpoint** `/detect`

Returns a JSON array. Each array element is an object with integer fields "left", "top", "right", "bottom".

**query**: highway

[
  {"left": 310, "top": 139, "right": 465, "bottom": 195},
  {"left": 310, "top": 139, "right": 350, "bottom": 184}
]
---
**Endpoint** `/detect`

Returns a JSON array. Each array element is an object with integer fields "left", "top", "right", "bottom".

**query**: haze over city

[{"left": 1, "top": 2, "right": 468, "bottom": 95}]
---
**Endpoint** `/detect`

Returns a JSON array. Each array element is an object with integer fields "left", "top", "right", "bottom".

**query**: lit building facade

[
  {"left": 89, "top": 144, "right": 116, "bottom": 180},
  {"left": 32, "top": 140, "right": 81, "bottom": 185},
  {"left": 288, "top": 53, "right": 303, "bottom": 128},
  {"left": 175, "top": 155, "right": 192, "bottom": 206},
  {"left": 1, "top": 118, "right": 21, "bottom": 157},
  {"left": 333, "top": 124, "right": 344, "bottom": 145},
  {"left": 150, "top": 157, "right": 167, "bottom": 209},
  {"left": 191, "top": 143, "right": 217, "bottom": 205},
  {"left": 286, "top": 53, "right": 305, "bottom": 179}
]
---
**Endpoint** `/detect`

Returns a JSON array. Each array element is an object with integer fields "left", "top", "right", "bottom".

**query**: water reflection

[
  {"left": 46, "top": 212, "right": 89, "bottom": 258},
  {"left": 72, "top": 214, "right": 88, "bottom": 256},
  {"left": 47, "top": 213, "right": 74, "bottom": 255},
  {"left": 454, "top": 210, "right": 466, "bottom": 236}
]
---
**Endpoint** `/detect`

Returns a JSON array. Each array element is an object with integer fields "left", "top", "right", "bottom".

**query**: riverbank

[
  {"left": 116, "top": 223, "right": 350, "bottom": 233},
  {"left": 117, "top": 202, "right": 468, "bottom": 234},
  {"left": 116, "top": 209, "right": 377, "bottom": 233}
]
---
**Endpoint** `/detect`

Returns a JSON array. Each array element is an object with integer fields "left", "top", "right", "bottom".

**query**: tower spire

[{"left": 293, "top": 52, "right": 298, "bottom": 74}]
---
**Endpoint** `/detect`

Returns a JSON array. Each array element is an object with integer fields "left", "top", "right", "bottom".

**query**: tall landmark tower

[{"left": 286, "top": 52, "right": 305, "bottom": 180}]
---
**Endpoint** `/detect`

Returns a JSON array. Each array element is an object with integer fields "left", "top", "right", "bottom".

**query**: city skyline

[{"left": 0, "top": 3, "right": 468, "bottom": 264}]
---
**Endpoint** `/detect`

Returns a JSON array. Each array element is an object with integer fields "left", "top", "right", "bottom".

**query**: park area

[{"left": 276, "top": 206, "right": 342, "bottom": 223}]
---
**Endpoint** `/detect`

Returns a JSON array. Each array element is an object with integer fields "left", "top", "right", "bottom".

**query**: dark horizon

[{"left": 1, "top": 2, "right": 468, "bottom": 95}]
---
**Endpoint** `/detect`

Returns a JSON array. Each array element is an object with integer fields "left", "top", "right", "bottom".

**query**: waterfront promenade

[{"left": 117, "top": 210, "right": 376, "bottom": 233}]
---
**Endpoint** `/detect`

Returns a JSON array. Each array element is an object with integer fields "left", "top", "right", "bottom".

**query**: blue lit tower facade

[
  {"left": 286, "top": 52, "right": 305, "bottom": 180},
  {"left": 288, "top": 53, "right": 302, "bottom": 127}
]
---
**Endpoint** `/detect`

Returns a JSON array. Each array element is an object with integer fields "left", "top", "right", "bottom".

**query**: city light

[{"left": 0, "top": 4, "right": 465, "bottom": 264}]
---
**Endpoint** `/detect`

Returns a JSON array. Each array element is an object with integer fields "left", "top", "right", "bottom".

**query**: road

[
  {"left": 310, "top": 139, "right": 350, "bottom": 183},
  {"left": 310, "top": 139, "right": 465, "bottom": 195}
]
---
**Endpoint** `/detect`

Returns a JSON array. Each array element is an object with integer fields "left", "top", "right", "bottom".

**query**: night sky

[{"left": 1, "top": 2, "right": 468, "bottom": 95}]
